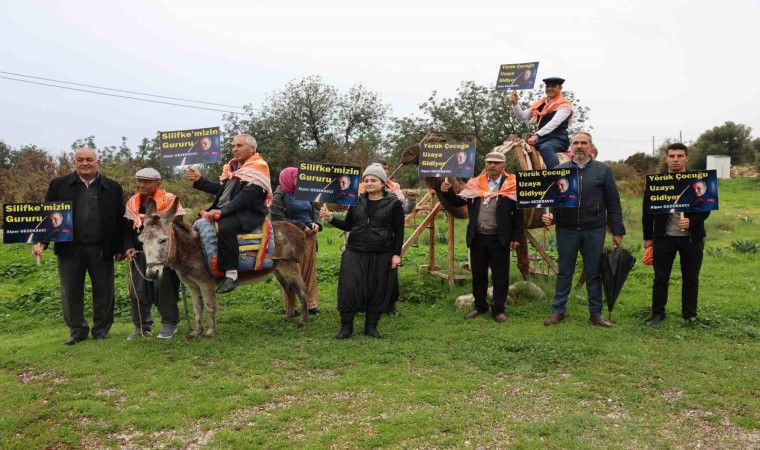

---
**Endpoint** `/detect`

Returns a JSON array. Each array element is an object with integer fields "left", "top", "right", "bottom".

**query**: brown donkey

[{"left": 138, "top": 198, "right": 310, "bottom": 339}]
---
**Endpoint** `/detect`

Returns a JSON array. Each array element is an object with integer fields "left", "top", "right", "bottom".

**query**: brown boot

[
  {"left": 588, "top": 315, "right": 613, "bottom": 328},
  {"left": 543, "top": 313, "right": 566, "bottom": 326},
  {"left": 464, "top": 309, "right": 483, "bottom": 320}
]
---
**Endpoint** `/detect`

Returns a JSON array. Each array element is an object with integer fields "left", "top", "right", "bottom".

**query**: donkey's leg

[
  {"left": 200, "top": 282, "right": 218, "bottom": 337},
  {"left": 276, "top": 262, "right": 309, "bottom": 328},
  {"left": 184, "top": 283, "right": 204, "bottom": 339}
]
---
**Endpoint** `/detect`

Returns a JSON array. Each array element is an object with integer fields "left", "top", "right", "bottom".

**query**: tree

[
  {"left": 223, "top": 76, "right": 389, "bottom": 184},
  {"left": 689, "top": 121, "right": 754, "bottom": 169},
  {"left": 0, "top": 145, "right": 57, "bottom": 203},
  {"left": 625, "top": 152, "right": 660, "bottom": 175}
]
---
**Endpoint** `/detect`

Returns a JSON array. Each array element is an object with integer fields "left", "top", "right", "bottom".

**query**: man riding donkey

[{"left": 186, "top": 133, "right": 272, "bottom": 293}]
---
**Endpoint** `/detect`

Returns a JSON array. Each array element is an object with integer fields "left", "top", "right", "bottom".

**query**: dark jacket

[
  {"left": 553, "top": 160, "right": 626, "bottom": 236},
  {"left": 194, "top": 175, "right": 268, "bottom": 232},
  {"left": 43, "top": 171, "right": 125, "bottom": 259},
  {"left": 270, "top": 188, "right": 322, "bottom": 231},
  {"left": 331, "top": 192, "right": 403, "bottom": 253},
  {"left": 642, "top": 209, "right": 710, "bottom": 241},
  {"left": 441, "top": 177, "right": 524, "bottom": 249}
]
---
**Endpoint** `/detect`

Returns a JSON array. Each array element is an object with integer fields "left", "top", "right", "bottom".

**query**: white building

[{"left": 706, "top": 155, "right": 731, "bottom": 179}]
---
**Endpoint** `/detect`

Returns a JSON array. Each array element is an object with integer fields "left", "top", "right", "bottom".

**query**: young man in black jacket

[{"left": 642, "top": 143, "right": 710, "bottom": 326}]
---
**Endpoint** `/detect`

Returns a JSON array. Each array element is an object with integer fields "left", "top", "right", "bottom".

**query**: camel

[
  {"left": 138, "top": 197, "right": 309, "bottom": 339},
  {"left": 400, "top": 135, "right": 557, "bottom": 278}
]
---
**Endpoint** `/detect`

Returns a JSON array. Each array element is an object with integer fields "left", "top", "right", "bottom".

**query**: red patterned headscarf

[{"left": 278, "top": 167, "right": 298, "bottom": 194}]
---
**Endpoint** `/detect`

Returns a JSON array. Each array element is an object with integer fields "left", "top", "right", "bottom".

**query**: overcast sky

[{"left": 1, "top": 0, "right": 758, "bottom": 161}]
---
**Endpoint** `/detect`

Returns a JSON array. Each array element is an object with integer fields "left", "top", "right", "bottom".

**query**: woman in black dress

[{"left": 319, "top": 164, "right": 404, "bottom": 339}]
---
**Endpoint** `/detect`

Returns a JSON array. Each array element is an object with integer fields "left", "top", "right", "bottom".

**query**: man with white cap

[
  {"left": 510, "top": 77, "right": 573, "bottom": 168},
  {"left": 440, "top": 152, "right": 523, "bottom": 323},
  {"left": 124, "top": 168, "right": 185, "bottom": 339}
]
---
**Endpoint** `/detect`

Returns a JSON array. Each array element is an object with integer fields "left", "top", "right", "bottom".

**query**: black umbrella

[{"left": 602, "top": 247, "right": 636, "bottom": 319}]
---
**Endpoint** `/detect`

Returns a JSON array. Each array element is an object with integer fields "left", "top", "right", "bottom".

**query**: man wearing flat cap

[
  {"left": 510, "top": 77, "right": 573, "bottom": 168},
  {"left": 440, "top": 152, "right": 523, "bottom": 323},
  {"left": 124, "top": 168, "right": 185, "bottom": 340}
]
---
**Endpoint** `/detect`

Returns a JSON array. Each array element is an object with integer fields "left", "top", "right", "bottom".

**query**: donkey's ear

[
  {"left": 166, "top": 196, "right": 180, "bottom": 218},
  {"left": 144, "top": 197, "right": 158, "bottom": 215}
]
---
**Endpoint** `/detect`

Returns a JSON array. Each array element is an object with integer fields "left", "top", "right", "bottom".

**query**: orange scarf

[
  {"left": 529, "top": 92, "right": 573, "bottom": 125},
  {"left": 125, "top": 190, "right": 185, "bottom": 229},
  {"left": 220, "top": 153, "right": 273, "bottom": 206},
  {"left": 458, "top": 171, "right": 517, "bottom": 206}
]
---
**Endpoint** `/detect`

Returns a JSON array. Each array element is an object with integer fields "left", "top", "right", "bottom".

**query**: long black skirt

[{"left": 337, "top": 249, "right": 397, "bottom": 314}]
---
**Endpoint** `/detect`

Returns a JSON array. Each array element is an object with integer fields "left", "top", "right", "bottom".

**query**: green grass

[{"left": 0, "top": 178, "right": 758, "bottom": 448}]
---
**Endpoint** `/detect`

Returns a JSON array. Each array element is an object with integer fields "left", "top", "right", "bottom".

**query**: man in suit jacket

[
  {"left": 32, "top": 147, "right": 126, "bottom": 345},
  {"left": 186, "top": 134, "right": 271, "bottom": 293},
  {"left": 441, "top": 152, "right": 523, "bottom": 322}
]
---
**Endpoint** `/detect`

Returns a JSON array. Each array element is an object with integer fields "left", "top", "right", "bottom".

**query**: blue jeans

[
  {"left": 552, "top": 226, "right": 606, "bottom": 316},
  {"left": 536, "top": 136, "right": 568, "bottom": 168}
]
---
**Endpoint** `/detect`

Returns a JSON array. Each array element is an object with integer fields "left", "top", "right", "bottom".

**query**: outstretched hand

[
  {"left": 187, "top": 165, "right": 201, "bottom": 183},
  {"left": 319, "top": 204, "right": 333, "bottom": 222}
]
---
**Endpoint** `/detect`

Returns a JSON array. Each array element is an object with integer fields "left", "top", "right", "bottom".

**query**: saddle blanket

[{"left": 194, "top": 218, "right": 276, "bottom": 278}]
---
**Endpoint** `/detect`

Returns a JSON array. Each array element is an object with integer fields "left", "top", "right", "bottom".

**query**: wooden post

[
  {"left": 447, "top": 210, "right": 455, "bottom": 288},
  {"left": 428, "top": 194, "right": 436, "bottom": 271}
]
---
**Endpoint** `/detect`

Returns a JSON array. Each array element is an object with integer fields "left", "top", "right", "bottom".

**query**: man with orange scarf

[
  {"left": 441, "top": 152, "right": 523, "bottom": 323},
  {"left": 510, "top": 76, "right": 573, "bottom": 168},
  {"left": 124, "top": 168, "right": 186, "bottom": 339},
  {"left": 187, "top": 134, "right": 272, "bottom": 293}
]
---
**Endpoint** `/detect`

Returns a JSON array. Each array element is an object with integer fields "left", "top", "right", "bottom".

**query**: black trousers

[
  {"left": 470, "top": 233, "right": 510, "bottom": 315},
  {"left": 129, "top": 252, "right": 180, "bottom": 329},
  {"left": 652, "top": 236, "right": 704, "bottom": 319},
  {"left": 57, "top": 245, "right": 115, "bottom": 338},
  {"left": 217, "top": 214, "right": 244, "bottom": 272}
]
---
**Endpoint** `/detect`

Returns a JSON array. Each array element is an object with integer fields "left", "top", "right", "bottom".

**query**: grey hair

[
  {"left": 571, "top": 131, "right": 593, "bottom": 145},
  {"left": 236, "top": 134, "right": 258, "bottom": 149},
  {"left": 74, "top": 147, "right": 99, "bottom": 159}
]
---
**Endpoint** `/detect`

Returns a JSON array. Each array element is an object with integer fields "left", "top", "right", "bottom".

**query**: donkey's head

[{"left": 138, "top": 196, "right": 181, "bottom": 279}]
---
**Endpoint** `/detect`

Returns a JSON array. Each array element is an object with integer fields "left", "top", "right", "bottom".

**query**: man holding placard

[
  {"left": 542, "top": 132, "right": 625, "bottom": 328},
  {"left": 510, "top": 77, "right": 573, "bottom": 168},
  {"left": 31, "top": 147, "right": 126, "bottom": 344},
  {"left": 187, "top": 134, "right": 271, "bottom": 293},
  {"left": 642, "top": 143, "right": 711, "bottom": 327},
  {"left": 441, "top": 152, "right": 523, "bottom": 323}
]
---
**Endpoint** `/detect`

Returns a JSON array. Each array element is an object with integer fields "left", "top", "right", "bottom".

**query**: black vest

[
  {"left": 346, "top": 194, "right": 398, "bottom": 253},
  {"left": 537, "top": 103, "right": 570, "bottom": 140}
]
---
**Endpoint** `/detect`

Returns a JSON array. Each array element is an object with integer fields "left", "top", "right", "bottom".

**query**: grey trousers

[{"left": 128, "top": 252, "right": 180, "bottom": 330}]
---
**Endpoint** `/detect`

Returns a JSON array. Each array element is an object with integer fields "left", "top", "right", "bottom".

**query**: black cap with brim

[{"left": 542, "top": 77, "right": 565, "bottom": 86}]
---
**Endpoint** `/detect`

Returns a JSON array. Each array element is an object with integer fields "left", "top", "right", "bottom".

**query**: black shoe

[
  {"left": 335, "top": 325, "right": 353, "bottom": 340},
  {"left": 683, "top": 317, "right": 711, "bottom": 329},
  {"left": 216, "top": 277, "right": 238, "bottom": 293},
  {"left": 63, "top": 336, "right": 85, "bottom": 345},
  {"left": 93, "top": 333, "right": 109, "bottom": 341},
  {"left": 308, "top": 308, "right": 320, "bottom": 315},
  {"left": 364, "top": 327, "right": 381, "bottom": 339},
  {"left": 644, "top": 313, "right": 665, "bottom": 326}
]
